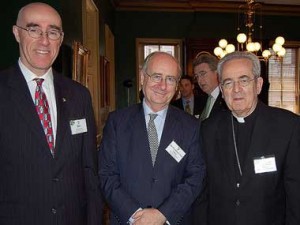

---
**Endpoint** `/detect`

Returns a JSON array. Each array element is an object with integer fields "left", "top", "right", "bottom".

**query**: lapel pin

[{"left": 62, "top": 97, "right": 66, "bottom": 102}]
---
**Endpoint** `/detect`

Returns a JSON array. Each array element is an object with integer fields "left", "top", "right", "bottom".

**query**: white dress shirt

[{"left": 18, "top": 59, "right": 57, "bottom": 144}]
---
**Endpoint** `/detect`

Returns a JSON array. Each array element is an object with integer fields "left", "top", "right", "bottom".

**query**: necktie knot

[
  {"left": 34, "top": 78, "right": 44, "bottom": 86},
  {"left": 149, "top": 113, "right": 158, "bottom": 122}
]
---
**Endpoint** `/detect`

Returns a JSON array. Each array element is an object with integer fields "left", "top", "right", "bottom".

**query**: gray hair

[
  {"left": 192, "top": 52, "right": 218, "bottom": 72},
  {"left": 217, "top": 51, "right": 261, "bottom": 81}
]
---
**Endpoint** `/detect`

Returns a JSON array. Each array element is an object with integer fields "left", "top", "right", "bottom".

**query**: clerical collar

[
  {"left": 232, "top": 104, "right": 259, "bottom": 124},
  {"left": 232, "top": 114, "right": 245, "bottom": 123}
]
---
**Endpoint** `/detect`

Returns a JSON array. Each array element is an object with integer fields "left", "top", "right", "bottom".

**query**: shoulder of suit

[
  {"left": 110, "top": 103, "right": 142, "bottom": 118},
  {"left": 261, "top": 103, "right": 299, "bottom": 122},
  {"left": 0, "top": 65, "right": 18, "bottom": 82},
  {"left": 169, "top": 105, "right": 199, "bottom": 122},
  {"left": 202, "top": 109, "right": 229, "bottom": 127},
  {"left": 54, "top": 72, "right": 90, "bottom": 92},
  {"left": 171, "top": 98, "right": 182, "bottom": 105}
]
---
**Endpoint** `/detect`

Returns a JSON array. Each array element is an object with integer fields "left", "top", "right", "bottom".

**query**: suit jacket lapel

[
  {"left": 52, "top": 73, "right": 70, "bottom": 159},
  {"left": 131, "top": 104, "right": 154, "bottom": 169},
  {"left": 8, "top": 66, "right": 50, "bottom": 152},
  {"left": 154, "top": 107, "right": 178, "bottom": 167}
]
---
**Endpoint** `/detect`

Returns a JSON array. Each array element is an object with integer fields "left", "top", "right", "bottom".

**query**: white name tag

[
  {"left": 70, "top": 118, "right": 87, "bottom": 135},
  {"left": 253, "top": 155, "right": 277, "bottom": 174},
  {"left": 165, "top": 141, "right": 186, "bottom": 163}
]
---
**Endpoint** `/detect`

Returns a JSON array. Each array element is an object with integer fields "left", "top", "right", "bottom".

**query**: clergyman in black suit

[
  {"left": 198, "top": 51, "right": 300, "bottom": 225},
  {"left": 193, "top": 52, "right": 227, "bottom": 120},
  {"left": 171, "top": 75, "right": 205, "bottom": 118},
  {"left": 0, "top": 3, "right": 103, "bottom": 225}
]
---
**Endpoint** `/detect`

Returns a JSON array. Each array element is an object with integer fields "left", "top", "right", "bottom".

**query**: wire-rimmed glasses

[{"left": 15, "top": 25, "right": 63, "bottom": 41}]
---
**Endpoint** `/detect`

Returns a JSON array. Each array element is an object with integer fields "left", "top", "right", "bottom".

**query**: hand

[{"left": 133, "top": 208, "right": 167, "bottom": 225}]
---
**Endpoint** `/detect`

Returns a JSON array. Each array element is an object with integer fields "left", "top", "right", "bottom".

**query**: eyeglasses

[
  {"left": 221, "top": 76, "right": 256, "bottom": 89},
  {"left": 144, "top": 71, "right": 178, "bottom": 86},
  {"left": 15, "top": 25, "right": 63, "bottom": 41},
  {"left": 194, "top": 71, "right": 210, "bottom": 79}
]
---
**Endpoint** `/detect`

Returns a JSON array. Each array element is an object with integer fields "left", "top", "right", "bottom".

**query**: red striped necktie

[{"left": 34, "top": 78, "right": 55, "bottom": 156}]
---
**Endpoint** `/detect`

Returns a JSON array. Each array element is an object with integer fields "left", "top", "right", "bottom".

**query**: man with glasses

[
  {"left": 197, "top": 51, "right": 300, "bottom": 225},
  {"left": 0, "top": 3, "right": 103, "bottom": 225},
  {"left": 99, "top": 51, "right": 205, "bottom": 225},
  {"left": 193, "top": 52, "right": 227, "bottom": 121}
]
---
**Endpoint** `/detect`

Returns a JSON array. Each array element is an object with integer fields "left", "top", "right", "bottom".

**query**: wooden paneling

[
  {"left": 185, "top": 38, "right": 219, "bottom": 76},
  {"left": 112, "top": 0, "right": 300, "bottom": 15}
]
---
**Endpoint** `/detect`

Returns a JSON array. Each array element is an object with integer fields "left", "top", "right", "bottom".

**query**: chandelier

[{"left": 214, "top": 0, "right": 286, "bottom": 61}]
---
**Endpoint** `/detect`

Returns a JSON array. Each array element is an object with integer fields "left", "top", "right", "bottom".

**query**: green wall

[
  {"left": 1, "top": 2, "right": 300, "bottom": 109},
  {"left": 114, "top": 10, "right": 300, "bottom": 108}
]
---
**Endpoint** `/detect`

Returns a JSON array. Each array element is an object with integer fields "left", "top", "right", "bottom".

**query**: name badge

[
  {"left": 165, "top": 141, "right": 186, "bottom": 163},
  {"left": 70, "top": 118, "right": 87, "bottom": 135},
  {"left": 253, "top": 155, "right": 277, "bottom": 174}
]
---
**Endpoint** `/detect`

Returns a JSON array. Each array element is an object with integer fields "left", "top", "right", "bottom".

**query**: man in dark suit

[
  {"left": 199, "top": 51, "right": 300, "bottom": 225},
  {"left": 171, "top": 75, "right": 205, "bottom": 118},
  {"left": 0, "top": 3, "right": 103, "bottom": 225},
  {"left": 193, "top": 52, "right": 227, "bottom": 120},
  {"left": 99, "top": 52, "right": 205, "bottom": 225}
]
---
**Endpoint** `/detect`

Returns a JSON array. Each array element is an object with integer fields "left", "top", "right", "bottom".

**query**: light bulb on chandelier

[{"left": 214, "top": 0, "right": 286, "bottom": 61}]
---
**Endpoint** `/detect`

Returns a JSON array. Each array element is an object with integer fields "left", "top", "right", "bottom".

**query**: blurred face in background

[
  {"left": 13, "top": 3, "right": 64, "bottom": 76},
  {"left": 194, "top": 63, "right": 218, "bottom": 95},
  {"left": 179, "top": 78, "right": 194, "bottom": 99},
  {"left": 141, "top": 52, "right": 180, "bottom": 112}
]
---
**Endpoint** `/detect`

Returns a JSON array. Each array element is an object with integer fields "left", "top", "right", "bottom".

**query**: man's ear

[
  {"left": 12, "top": 25, "right": 21, "bottom": 43},
  {"left": 59, "top": 33, "right": 64, "bottom": 46},
  {"left": 256, "top": 77, "right": 264, "bottom": 95},
  {"left": 219, "top": 84, "right": 224, "bottom": 98},
  {"left": 140, "top": 70, "right": 145, "bottom": 86}
]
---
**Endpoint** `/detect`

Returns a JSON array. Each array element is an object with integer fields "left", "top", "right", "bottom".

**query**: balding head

[{"left": 16, "top": 2, "right": 62, "bottom": 28}]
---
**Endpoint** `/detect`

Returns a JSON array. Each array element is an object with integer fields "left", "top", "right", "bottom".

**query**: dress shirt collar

[
  {"left": 182, "top": 95, "right": 194, "bottom": 105},
  {"left": 210, "top": 86, "right": 220, "bottom": 100},
  {"left": 18, "top": 58, "right": 54, "bottom": 86},
  {"left": 143, "top": 99, "right": 168, "bottom": 120}
]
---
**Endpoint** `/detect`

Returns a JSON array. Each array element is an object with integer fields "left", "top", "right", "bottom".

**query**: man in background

[
  {"left": 172, "top": 75, "right": 204, "bottom": 118},
  {"left": 0, "top": 3, "right": 103, "bottom": 225},
  {"left": 99, "top": 51, "right": 205, "bottom": 225},
  {"left": 200, "top": 51, "right": 300, "bottom": 225},
  {"left": 193, "top": 52, "right": 227, "bottom": 120}
]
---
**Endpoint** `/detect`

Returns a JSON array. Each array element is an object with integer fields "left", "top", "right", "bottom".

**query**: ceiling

[{"left": 111, "top": 0, "right": 300, "bottom": 15}]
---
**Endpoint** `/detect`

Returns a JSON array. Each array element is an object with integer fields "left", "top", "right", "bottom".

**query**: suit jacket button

[
  {"left": 51, "top": 208, "right": 57, "bottom": 214},
  {"left": 152, "top": 178, "right": 158, "bottom": 183},
  {"left": 236, "top": 200, "right": 240, "bottom": 206}
]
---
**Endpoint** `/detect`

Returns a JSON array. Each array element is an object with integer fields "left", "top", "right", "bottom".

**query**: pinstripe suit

[{"left": 0, "top": 65, "right": 103, "bottom": 225}]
